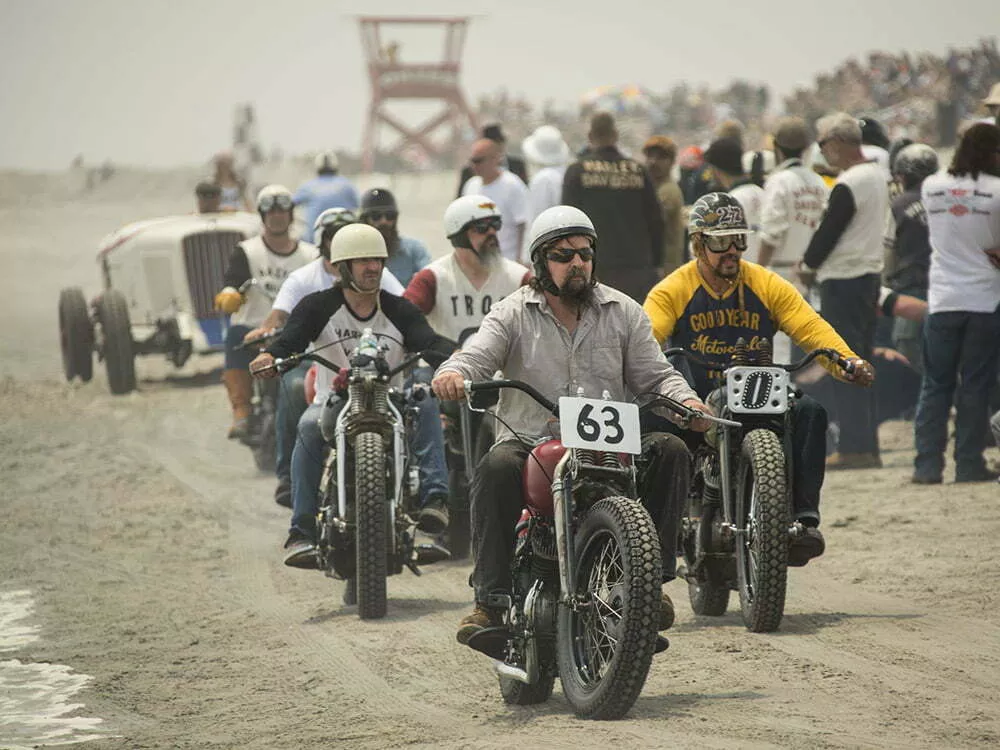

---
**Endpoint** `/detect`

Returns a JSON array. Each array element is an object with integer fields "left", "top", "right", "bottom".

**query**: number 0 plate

[{"left": 558, "top": 397, "right": 642, "bottom": 455}]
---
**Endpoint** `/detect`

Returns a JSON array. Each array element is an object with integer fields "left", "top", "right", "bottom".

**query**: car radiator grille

[{"left": 182, "top": 231, "right": 244, "bottom": 318}]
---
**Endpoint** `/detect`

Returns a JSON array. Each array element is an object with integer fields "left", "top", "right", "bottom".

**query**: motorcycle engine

[{"left": 524, "top": 580, "right": 558, "bottom": 639}]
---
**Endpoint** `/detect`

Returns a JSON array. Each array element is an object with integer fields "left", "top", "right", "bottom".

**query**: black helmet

[
  {"left": 858, "top": 116, "right": 890, "bottom": 150},
  {"left": 687, "top": 192, "right": 749, "bottom": 236},
  {"left": 892, "top": 143, "right": 939, "bottom": 187},
  {"left": 359, "top": 188, "right": 397, "bottom": 216}
]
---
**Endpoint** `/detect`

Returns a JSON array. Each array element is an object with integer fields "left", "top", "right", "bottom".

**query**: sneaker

[
  {"left": 282, "top": 532, "right": 318, "bottom": 569},
  {"left": 659, "top": 591, "right": 675, "bottom": 631},
  {"left": 418, "top": 495, "right": 450, "bottom": 534},
  {"left": 227, "top": 417, "right": 250, "bottom": 441},
  {"left": 788, "top": 526, "right": 825, "bottom": 567},
  {"left": 826, "top": 452, "right": 882, "bottom": 470},
  {"left": 456, "top": 605, "right": 503, "bottom": 645},
  {"left": 274, "top": 476, "right": 292, "bottom": 508}
]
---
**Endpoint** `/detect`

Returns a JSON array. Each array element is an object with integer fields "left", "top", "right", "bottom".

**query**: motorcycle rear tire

[
  {"left": 557, "top": 497, "right": 661, "bottom": 720},
  {"left": 735, "top": 429, "right": 789, "bottom": 633},
  {"left": 686, "top": 506, "right": 730, "bottom": 617},
  {"left": 355, "top": 431, "right": 389, "bottom": 620}
]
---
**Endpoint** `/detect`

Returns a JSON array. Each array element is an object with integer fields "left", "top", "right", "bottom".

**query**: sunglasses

[
  {"left": 468, "top": 217, "right": 502, "bottom": 233},
  {"left": 363, "top": 209, "right": 398, "bottom": 222},
  {"left": 258, "top": 194, "right": 293, "bottom": 212},
  {"left": 817, "top": 136, "right": 834, "bottom": 149},
  {"left": 547, "top": 246, "right": 595, "bottom": 263},
  {"left": 703, "top": 234, "right": 748, "bottom": 254},
  {"left": 469, "top": 156, "right": 487, "bottom": 165}
]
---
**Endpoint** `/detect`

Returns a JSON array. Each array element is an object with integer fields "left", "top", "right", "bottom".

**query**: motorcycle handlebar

[
  {"left": 663, "top": 346, "right": 855, "bottom": 375},
  {"left": 464, "top": 379, "right": 558, "bottom": 416}
]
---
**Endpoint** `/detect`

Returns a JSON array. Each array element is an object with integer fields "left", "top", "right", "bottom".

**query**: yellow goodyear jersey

[{"left": 643, "top": 260, "right": 858, "bottom": 397}]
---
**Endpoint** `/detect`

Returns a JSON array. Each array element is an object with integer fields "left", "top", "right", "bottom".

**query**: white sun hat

[{"left": 522, "top": 125, "right": 571, "bottom": 167}]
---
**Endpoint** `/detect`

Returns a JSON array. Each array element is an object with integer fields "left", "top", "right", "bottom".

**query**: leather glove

[
  {"left": 214, "top": 287, "right": 243, "bottom": 314},
  {"left": 845, "top": 358, "right": 875, "bottom": 387}
]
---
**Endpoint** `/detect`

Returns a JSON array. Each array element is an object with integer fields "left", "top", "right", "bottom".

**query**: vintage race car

[{"left": 58, "top": 212, "right": 261, "bottom": 394}]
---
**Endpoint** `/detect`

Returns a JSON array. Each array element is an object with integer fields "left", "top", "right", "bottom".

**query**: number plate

[
  {"left": 558, "top": 397, "right": 642, "bottom": 454},
  {"left": 725, "top": 366, "right": 789, "bottom": 415}
]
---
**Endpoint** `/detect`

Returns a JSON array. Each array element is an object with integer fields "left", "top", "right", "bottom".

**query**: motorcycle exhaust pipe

[{"left": 491, "top": 660, "right": 530, "bottom": 684}]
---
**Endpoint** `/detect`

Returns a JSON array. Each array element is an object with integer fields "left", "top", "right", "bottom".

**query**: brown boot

[
  {"left": 825, "top": 452, "right": 882, "bottom": 470},
  {"left": 222, "top": 368, "right": 253, "bottom": 440}
]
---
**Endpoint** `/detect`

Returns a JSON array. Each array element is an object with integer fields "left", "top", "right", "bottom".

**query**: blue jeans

[
  {"left": 275, "top": 362, "right": 310, "bottom": 482},
  {"left": 224, "top": 324, "right": 253, "bottom": 370},
  {"left": 290, "top": 390, "right": 450, "bottom": 539},
  {"left": 914, "top": 309, "right": 1000, "bottom": 480}
]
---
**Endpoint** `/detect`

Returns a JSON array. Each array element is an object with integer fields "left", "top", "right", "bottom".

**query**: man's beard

[
  {"left": 559, "top": 269, "right": 594, "bottom": 305},
  {"left": 713, "top": 255, "right": 741, "bottom": 280},
  {"left": 376, "top": 224, "right": 399, "bottom": 254},
  {"left": 476, "top": 235, "right": 500, "bottom": 261}
]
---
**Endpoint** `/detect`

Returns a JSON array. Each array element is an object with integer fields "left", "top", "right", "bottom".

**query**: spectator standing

[
  {"left": 884, "top": 144, "right": 939, "bottom": 371},
  {"left": 985, "top": 83, "right": 1000, "bottom": 126},
  {"left": 212, "top": 151, "right": 252, "bottom": 212},
  {"left": 460, "top": 139, "right": 531, "bottom": 264},
  {"left": 562, "top": 112, "right": 664, "bottom": 302},
  {"left": 642, "top": 135, "right": 686, "bottom": 275},
  {"left": 293, "top": 152, "right": 359, "bottom": 240},
  {"left": 799, "top": 112, "right": 889, "bottom": 469},
  {"left": 522, "top": 125, "right": 571, "bottom": 222},
  {"left": 455, "top": 123, "right": 528, "bottom": 198},
  {"left": 912, "top": 123, "right": 1000, "bottom": 484}
]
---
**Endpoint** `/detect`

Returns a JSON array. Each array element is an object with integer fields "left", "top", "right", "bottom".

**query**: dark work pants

[
  {"left": 819, "top": 274, "right": 880, "bottom": 455},
  {"left": 914, "top": 309, "right": 1000, "bottom": 480},
  {"left": 469, "top": 434, "right": 690, "bottom": 604}
]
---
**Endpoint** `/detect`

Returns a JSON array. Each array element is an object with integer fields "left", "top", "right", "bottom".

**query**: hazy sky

[{"left": 2, "top": 0, "right": 996, "bottom": 170}]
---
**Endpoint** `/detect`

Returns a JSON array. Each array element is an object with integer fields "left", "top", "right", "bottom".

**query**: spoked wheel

[
  {"left": 59, "top": 288, "right": 93, "bottom": 382},
  {"left": 685, "top": 498, "right": 730, "bottom": 617},
  {"left": 557, "top": 497, "right": 661, "bottom": 720},
  {"left": 735, "top": 429, "right": 789, "bottom": 633},
  {"left": 355, "top": 431, "right": 389, "bottom": 620}
]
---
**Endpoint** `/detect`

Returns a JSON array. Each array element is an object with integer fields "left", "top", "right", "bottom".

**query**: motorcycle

[
  {"left": 462, "top": 377, "right": 731, "bottom": 719},
  {"left": 270, "top": 329, "right": 447, "bottom": 620},
  {"left": 666, "top": 339, "right": 855, "bottom": 633},
  {"left": 235, "top": 329, "right": 282, "bottom": 473}
]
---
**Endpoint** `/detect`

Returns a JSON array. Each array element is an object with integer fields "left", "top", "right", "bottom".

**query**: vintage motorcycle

[
  {"left": 271, "top": 329, "right": 447, "bottom": 620},
  {"left": 666, "top": 339, "right": 856, "bottom": 633},
  {"left": 236, "top": 327, "right": 283, "bottom": 473},
  {"left": 462, "top": 378, "right": 731, "bottom": 719}
]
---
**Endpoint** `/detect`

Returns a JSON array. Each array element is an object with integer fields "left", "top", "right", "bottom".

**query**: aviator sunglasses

[
  {"left": 546, "top": 245, "right": 595, "bottom": 263},
  {"left": 468, "top": 217, "right": 502, "bottom": 233},
  {"left": 363, "top": 209, "right": 398, "bottom": 222},
  {"left": 702, "top": 234, "right": 748, "bottom": 254}
]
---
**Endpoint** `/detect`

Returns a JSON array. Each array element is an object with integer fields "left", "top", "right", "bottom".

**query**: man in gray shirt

[{"left": 432, "top": 205, "right": 710, "bottom": 646}]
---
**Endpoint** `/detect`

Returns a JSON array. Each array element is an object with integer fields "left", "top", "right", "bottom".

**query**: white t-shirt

[
  {"left": 461, "top": 170, "right": 531, "bottom": 264},
  {"left": 528, "top": 166, "right": 566, "bottom": 223},
  {"left": 728, "top": 182, "right": 766, "bottom": 264},
  {"left": 272, "top": 257, "right": 403, "bottom": 314},
  {"left": 862, "top": 145, "right": 892, "bottom": 181},
  {"left": 231, "top": 237, "right": 318, "bottom": 326},
  {"left": 759, "top": 159, "right": 830, "bottom": 275},
  {"left": 922, "top": 171, "right": 1000, "bottom": 314},
  {"left": 407, "top": 253, "right": 529, "bottom": 342},
  {"left": 817, "top": 161, "right": 889, "bottom": 283}
]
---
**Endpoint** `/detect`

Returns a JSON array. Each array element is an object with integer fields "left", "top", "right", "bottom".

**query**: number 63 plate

[{"left": 558, "top": 397, "right": 642, "bottom": 455}]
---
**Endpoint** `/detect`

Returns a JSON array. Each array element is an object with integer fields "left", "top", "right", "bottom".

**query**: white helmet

[
  {"left": 443, "top": 194, "right": 502, "bottom": 238},
  {"left": 312, "top": 206, "right": 358, "bottom": 246},
  {"left": 256, "top": 184, "right": 294, "bottom": 213},
  {"left": 527, "top": 205, "right": 597, "bottom": 262},
  {"left": 314, "top": 151, "right": 339, "bottom": 173},
  {"left": 328, "top": 223, "right": 388, "bottom": 265}
]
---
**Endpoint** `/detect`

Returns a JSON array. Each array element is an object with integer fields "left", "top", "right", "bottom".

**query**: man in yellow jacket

[{"left": 642, "top": 192, "right": 875, "bottom": 565}]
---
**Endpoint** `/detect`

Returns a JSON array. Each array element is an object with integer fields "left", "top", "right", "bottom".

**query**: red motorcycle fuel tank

[{"left": 522, "top": 439, "right": 566, "bottom": 517}]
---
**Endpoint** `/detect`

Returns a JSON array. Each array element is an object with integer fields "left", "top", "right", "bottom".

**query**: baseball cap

[
  {"left": 773, "top": 117, "right": 811, "bottom": 151},
  {"left": 703, "top": 138, "right": 744, "bottom": 175}
]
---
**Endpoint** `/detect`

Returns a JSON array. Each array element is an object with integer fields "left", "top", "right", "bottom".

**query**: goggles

[
  {"left": 467, "top": 217, "right": 502, "bottom": 234},
  {"left": 702, "top": 234, "right": 748, "bottom": 254},
  {"left": 258, "top": 193, "right": 294, "bottom": 212},
  {"left": 363, "top": 209, "right": 398, "bottom": 222},
  {"left": 546, "top": 245, "right": 595, "bottom": 263},
  {"left": 317, "top": 209, "right": 357, "bottom": 228}
]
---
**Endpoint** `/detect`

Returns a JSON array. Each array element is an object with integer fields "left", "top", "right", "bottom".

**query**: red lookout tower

[{"left": 358, "top": 16, "right": 479, "bottom": 172}]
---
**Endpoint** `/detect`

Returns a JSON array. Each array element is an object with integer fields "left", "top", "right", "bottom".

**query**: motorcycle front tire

[
  {"left": 557, "top": 497, "right": 661, "bottom": 720},
  {"left": 355, "top": 431, "right": 389, "bottom": 620},
  {"left": 735, "top": 429, "right": 789, "bottom": 633}
]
